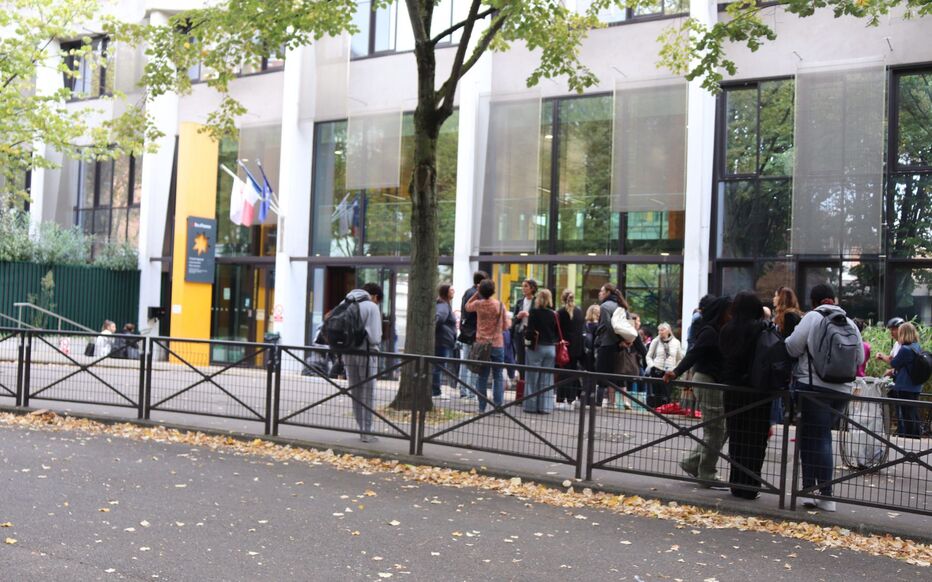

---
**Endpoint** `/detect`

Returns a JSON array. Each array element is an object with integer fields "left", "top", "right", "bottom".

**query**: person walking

[
  {"left": 880, "top": 322, "right": 924, "bottom": 437},
  {"left": 465, "top": 279, "right": 509, "bottom": 413},
  {"left": 524, "top": 289, "right": 559, "bottom": 414},
  {"left": 94, "top": 320, "right": 116, "bottom": 358},
  {"left": 555, "top": 289, "right": 585, "bottom": 410},
  {"left": 719, "top": 292, "right": 770, "bottom": 500},
  {"left": 433, "top": 283, "right": 457, "bottom": 400},
  {"left": 663, "top": 296, "right": 732, "bottom": 489},
  {"left": 457, "top": 271, "right": 488, "bottom": 399},
  {"left": 784, "top": 284, "right": 864, "bottom": 512},
  {"left": 511, "top": 278, "right": 538, "bottom": 380},
  {"left": 340, "top": 283, "right": 384, "bottom": 443},
  {"left": 645, "top": 322, "right": 684, "bottom": 408}
]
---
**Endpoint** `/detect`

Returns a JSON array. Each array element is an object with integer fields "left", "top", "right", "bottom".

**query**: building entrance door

[{"left": 210, "top": 263, "right": 275, "bottom": 364}]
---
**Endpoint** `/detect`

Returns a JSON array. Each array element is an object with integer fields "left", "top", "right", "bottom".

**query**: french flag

[{"left": 238, "top": 161, "right": 263, "bottom": 228}]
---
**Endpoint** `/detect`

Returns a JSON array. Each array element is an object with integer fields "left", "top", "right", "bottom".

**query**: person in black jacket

[
  {"left": 512, "top": 278, "right": 538, "bottom": 382},
  {"left": 457, "top": 271, "right": 488, "bottom": 399},
  {"left": 433, "top": 283, "right": 457, "bottom": 399},
  {"left": 663, "top": 295, "right": 732, "bottom": 487},
  {"left": 524, "top": 289, "right": 558, "bottom": 414},
  {"left": 555, "top": 289, "right": 585, "bottom": 409},
  {"left": 594, "top": 283, "right": 631, "bottom": 407},
  {"left": 719, "top": 291, "right": 770, "bottom": 500}
]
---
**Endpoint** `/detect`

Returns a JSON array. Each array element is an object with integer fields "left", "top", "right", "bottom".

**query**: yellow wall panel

[{"left": 169, "top": 123, "right": 219, "bottom": 365}]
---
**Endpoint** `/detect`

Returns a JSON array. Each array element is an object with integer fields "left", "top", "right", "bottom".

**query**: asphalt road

[{"left": 0, "top": 423, "right": 925, "bottom": 581}]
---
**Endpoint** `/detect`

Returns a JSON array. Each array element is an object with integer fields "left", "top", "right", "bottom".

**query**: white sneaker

[
  {"left": 571, "top": 400, "right": 580, "bottom": 409},
  {"left": 801, "top": 498, "right": 836, "bottom": 512}
]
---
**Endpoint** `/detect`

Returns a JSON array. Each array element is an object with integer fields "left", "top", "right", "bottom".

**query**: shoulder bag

[
  {"left": 467, "top": 302, "right": 503, "bottom": 373},
  {"left": 554, "top": 311, "right": 570, "bottom": 367}
]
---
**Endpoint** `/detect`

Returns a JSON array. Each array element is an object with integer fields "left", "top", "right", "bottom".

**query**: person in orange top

[{"left": 465, "top": 279, "right": 511, "bottom": 413}]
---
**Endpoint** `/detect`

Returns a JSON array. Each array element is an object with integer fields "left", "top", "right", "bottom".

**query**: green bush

[
  {"left": 32, "top": 222, "right": 90, "bottom": 265},
  {"left": 93, "top": 241, "right": 139, "bottom": 271},
  {"left": 0, "top": 208, "right": 34, "bottom": 261}
]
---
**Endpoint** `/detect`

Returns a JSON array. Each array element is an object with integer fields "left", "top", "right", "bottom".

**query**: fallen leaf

[
  {"left": 0, "top": 523, "right": 11, "bottom": 528},
  {"left": 98, "top": 508, "right": 110, "bottom": 513},
  {"left": 377, "top": 574, "right": 393, "bottom": 579},
  {"left": 388, "top": 520, "right": 400, "bottom": 526},
  {"left": 4, "top": 538, "right": 16, "bottom": 545},
  {"left": 140, "top": 520, "right": 151, "bottom": 528}
]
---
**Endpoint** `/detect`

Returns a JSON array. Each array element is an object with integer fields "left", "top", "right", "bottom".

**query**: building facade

[{"left": 24, "top": 1, "right": 932, "bottom": 358}]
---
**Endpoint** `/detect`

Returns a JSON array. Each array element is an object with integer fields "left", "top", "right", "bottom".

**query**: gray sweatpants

[{"left": 344, "top": 353, "right": 375, "bottom": 434}]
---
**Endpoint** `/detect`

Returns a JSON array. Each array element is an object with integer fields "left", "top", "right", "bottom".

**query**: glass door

[{"left": 210, "top": 264, "right": 274, "bottom": 364}]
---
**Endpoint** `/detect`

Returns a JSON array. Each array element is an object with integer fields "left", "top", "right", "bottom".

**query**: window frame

[
  {"left": 73, "top": 154, "right": 142, "bottom": 248},
  {"left": 61, "top": 36, "right": 109, "bottom": 101}
]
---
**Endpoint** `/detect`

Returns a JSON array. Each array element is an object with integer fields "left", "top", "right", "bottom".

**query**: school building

[{"left": 21, "top": 1, "right": 932, "bottom": 360}]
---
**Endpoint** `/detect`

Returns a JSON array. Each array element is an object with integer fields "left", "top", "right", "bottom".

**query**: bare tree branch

[
  {"left": 437, "top": 0, "right": 485, "bottom": 114},
  {"left": 447, "top": 11, "right": 507, "bottom": 88}
]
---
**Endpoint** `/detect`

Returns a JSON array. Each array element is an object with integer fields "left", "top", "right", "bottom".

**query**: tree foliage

[{"left": 0, "top": 0, "right": 157, "bottom": 207}]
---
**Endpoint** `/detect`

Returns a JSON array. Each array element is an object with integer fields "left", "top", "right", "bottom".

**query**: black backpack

[
  {"left": 908, "top": 348, "right": 932, "bottom": 385},
  {"left": 751, "top": 323, "right": 793, "bottom": 390},
  {"left": 320, "top": 297, "right": 368, "bottom": 349}
]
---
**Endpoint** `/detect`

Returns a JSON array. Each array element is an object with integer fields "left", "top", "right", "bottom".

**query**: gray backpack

[{"left": 806, "top": 306, "right": 860, "bottom": 384}]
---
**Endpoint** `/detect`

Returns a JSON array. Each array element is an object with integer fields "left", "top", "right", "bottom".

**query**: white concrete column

[
  {"left": 28, "top": 39, "right": 62, "bottom": 232},
  {"left": 681, "top": 0, "right": 719, "bottom": 342},
  {"left": 272, "top": 43, "right": 315, "bottom": 349},
  {"left": 137, "top": 10, "right": 179, "bottom": 331},
  {"left": 451, "top": 55, "right": 492, "bottom": 309}
]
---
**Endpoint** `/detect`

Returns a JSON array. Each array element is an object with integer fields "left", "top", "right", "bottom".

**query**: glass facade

[
  {"left": 74, "top": 154, "right": 142, "bottom": 252},
  {"left": 713, "top": 68, "right": 932, "bottom": 322}
]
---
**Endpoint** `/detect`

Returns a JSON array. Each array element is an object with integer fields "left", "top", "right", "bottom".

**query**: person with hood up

[
  {"left": 342, "top": 283, "right": 384, "bottom": 443},
  {"left": 719, "top": 291, "right": 770, "bottom": 499},
  {"left": 663, "top": 295, "right": 732, "bottom": 489}
]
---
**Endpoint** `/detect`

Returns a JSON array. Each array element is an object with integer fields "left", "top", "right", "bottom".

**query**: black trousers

[
  {"left": 556, "top": 354, "right": 582, "bottom": 403},
  {"left": 594, "top": 345, "right": 619, "bottom": 404},
  {"left": 724, "top": 390, "right": 772, "bottom": 497}
]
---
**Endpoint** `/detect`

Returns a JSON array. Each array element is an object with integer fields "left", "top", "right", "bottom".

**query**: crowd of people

[{"left": 323, "top": 274, "right": 928, "bottom": 511}]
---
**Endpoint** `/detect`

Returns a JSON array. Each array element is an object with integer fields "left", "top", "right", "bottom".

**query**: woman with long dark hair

[
  {"left": 773, "top": 287, "right": 803, "bottom": 338},
  {"left": 432, "top": 282, "right": 457, "bottom": 399},
  {"left": 555, "top": 289, "right": 585, "bottom": 409},
  {"left": 719, "top": 291, "right": 770, "bottom": 499},
  {"left": 594, "top": 283, "right": 632, "bottom": 407}
]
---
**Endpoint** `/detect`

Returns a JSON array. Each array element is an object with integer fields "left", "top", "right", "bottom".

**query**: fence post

[
  {"left": 585, "top": 378, "right": 598, "bottom": 481},
  {"left": 788, "top": 391, "right": 801, "bottom": 510},
  {"left": 21, "top": 332, "right": 32, "bottom": 408},
  {"left": 271, "top": 346, "right": 282, "bottom": 437},
  {"left": 574, "top": 372, "right": 589, "bottom": 480},
  {"left": 15, "top": 330, "right": 25, "bottom": 407},
  {"left": 137, "top": 337, "right": 147, "bottom": 420},
  {"left": 778, "top": 390, "right": 791, "bottom": 510},
  {"left": 409, "top": 357, "right": 423, "bottom": 456},
  {"left": 263, "top": 345, "right": 277, "bottom": 436},
  {"left": 143, "top": 339, "right": 154, "bottom": 420}
]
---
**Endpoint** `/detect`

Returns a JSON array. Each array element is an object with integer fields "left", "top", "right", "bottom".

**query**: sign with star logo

[{"left": 185, "top": 216, "right": 217, "bottom": 283}]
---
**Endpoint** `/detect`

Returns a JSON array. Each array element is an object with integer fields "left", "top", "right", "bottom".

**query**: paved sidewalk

[{"left": 0, "top": 422, "right": 926, "bottom": 581}]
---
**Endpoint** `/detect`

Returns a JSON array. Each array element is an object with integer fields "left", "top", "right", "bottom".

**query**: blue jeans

[
  {"left": 457, "top": 342, "right": 477, "bottom": 398},
  {"left": 797, "top": 383, "right": 849, "bottom": 497},
  {"left": 476, "top": 347, "right": 505, "bottom": 412},
  {"left": 890, "top": 389, "right": 922, "bottom": 436},
  {"left": 524, "top": 345, "right": 555, "bottom": 413},
  {"left": 432, "top": 346, "right": 452, "bottom": 396}
]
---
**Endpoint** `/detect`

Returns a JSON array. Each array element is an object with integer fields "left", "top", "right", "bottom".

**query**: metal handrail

[
  {"left": 13, "top": 302, "right": 95, "bottom": 333},
  {"left": 0, "top": 312, "right": 38, "bottom": 329}
]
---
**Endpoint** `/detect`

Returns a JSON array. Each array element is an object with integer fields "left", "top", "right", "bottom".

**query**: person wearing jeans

[
  {"left": 465, "top": 278, "right": 510, "bottom": 414},
  {"left": 476, "top": 347, "right": 506, "bottom": 413},
  {"left": 524, "top": 289, "right": 559, "bottom": 414}
]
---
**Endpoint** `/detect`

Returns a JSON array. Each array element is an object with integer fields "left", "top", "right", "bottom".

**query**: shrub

[
  {"left": 32, "top": 222, "right": 90, "bottom": 265},
  {"left": 0, "top": 208, "right": 34, "bottom": 262},
  {"left": 94, "top": 241, "right": 139, "bottom": 271}
]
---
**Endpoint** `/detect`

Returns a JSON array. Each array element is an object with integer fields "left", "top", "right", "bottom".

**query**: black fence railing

[{"left": 1, "top": 327, "right": 930, "bottom": 518}]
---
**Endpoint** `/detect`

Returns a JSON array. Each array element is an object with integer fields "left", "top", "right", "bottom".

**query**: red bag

[
  {"left": 515, "top": 378, "right": 525, "bottom": 400},
  {"left": 554, "top": 312, "right": 570, "bottom": 367}
]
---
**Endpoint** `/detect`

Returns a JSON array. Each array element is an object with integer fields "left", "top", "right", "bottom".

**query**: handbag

[
  {"left": 466, "top": 302, "right": 503, "bottom": 373},
  {"left": 616, "top": 346, "right": 640, "bottom": 376},
  {"left": 84, "top": 342, "right": 95, "bottom": 357},
  {"left": 554, "top": 312, "right": 570, "bottom": 367}
]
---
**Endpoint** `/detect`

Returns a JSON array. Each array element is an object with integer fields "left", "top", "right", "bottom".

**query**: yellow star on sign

[{"left": 192, "top": 232, "right": 210, "bottom": 255}]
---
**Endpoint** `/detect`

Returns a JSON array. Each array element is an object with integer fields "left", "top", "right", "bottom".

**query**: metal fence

[{"left": 0, "top": 327, "right": 930, "bottom": 518}]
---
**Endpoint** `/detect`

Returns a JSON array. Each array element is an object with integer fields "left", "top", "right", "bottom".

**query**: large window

[
  {"left": 311, "top": 112, "right": 459, "bottom": 257},
  {"left": 713, "top": 68, "right": 932, "bottom": 323},
  {"left": 75, "top": 155, "right": 142, "bottom": 250},
  {"left": 576, "top": 0, "right": 688, "bottom": 24},
  {"left": 62, "top": 36, "right": 110, "bottom": 99},
  {"left": 352, "top": 0, "right": 466, "bottom": 58}
]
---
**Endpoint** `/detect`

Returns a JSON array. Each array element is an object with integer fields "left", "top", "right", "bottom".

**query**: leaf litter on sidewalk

[{"left": 1, "top": 410, "right": 929, "bottom": 567}]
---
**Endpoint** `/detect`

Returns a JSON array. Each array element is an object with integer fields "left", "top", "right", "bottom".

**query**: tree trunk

[{"left": 389, "top": 42, "right": 444, "bottom": 412}]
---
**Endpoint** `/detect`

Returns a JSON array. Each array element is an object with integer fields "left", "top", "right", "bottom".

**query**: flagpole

[{"left": 219, "top": 164, "right": 239, "bottom": 181}]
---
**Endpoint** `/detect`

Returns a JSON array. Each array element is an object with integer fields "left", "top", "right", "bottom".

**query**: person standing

[
  {"left": 465, "top": 279, "right": 510, "bottom": 413},
  {"left": 341, "top": 283, "right": 384, "bottom": 443},
  {"left": 524, "top": 289, "right": 559, "bottom": 414},
  {"left": 879, "top": 322, "right": 924, "bottom": 437},
  {"left": 594, "top": 284, "right": 631, "bottom": 407},
  {"left": 645, "top": 323, "right": 684, "bottom": 407},
  {"left": 555, "top": 289, "right": 585, "bottom": 410},
  {"left": 581, "top": 305, "right": 601, "bottom": 405},
  {"left": 770, "top": 286, "right": 804, "bottom": 428},
  {"left": 784, "top": 284, "right": 864, "bottom": 512},
  {"left": 457, "top": 271, "right": 488, "bottom": 399},
  {"left": 94, "top": 320, "right": 116, "bottom": 358},
  {"left": 433, "top": 283, "right": 457, "bottom": 400},
  {"left": 663, "top": 296, "right": 732, "bottom": 489},
  {"left": 511, "top": 278, "right": 538, "bottom": 380},
  {"left": 719, "top": 292, "right": 770, "bottom": 500}
]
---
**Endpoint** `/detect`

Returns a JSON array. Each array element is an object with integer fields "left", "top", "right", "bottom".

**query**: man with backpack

[
  {"left": 323, "top": 282, "right": 384, "bottom": 442},
  {"left": 784, "top": 284, "right": 865, "bottom": 512}
]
